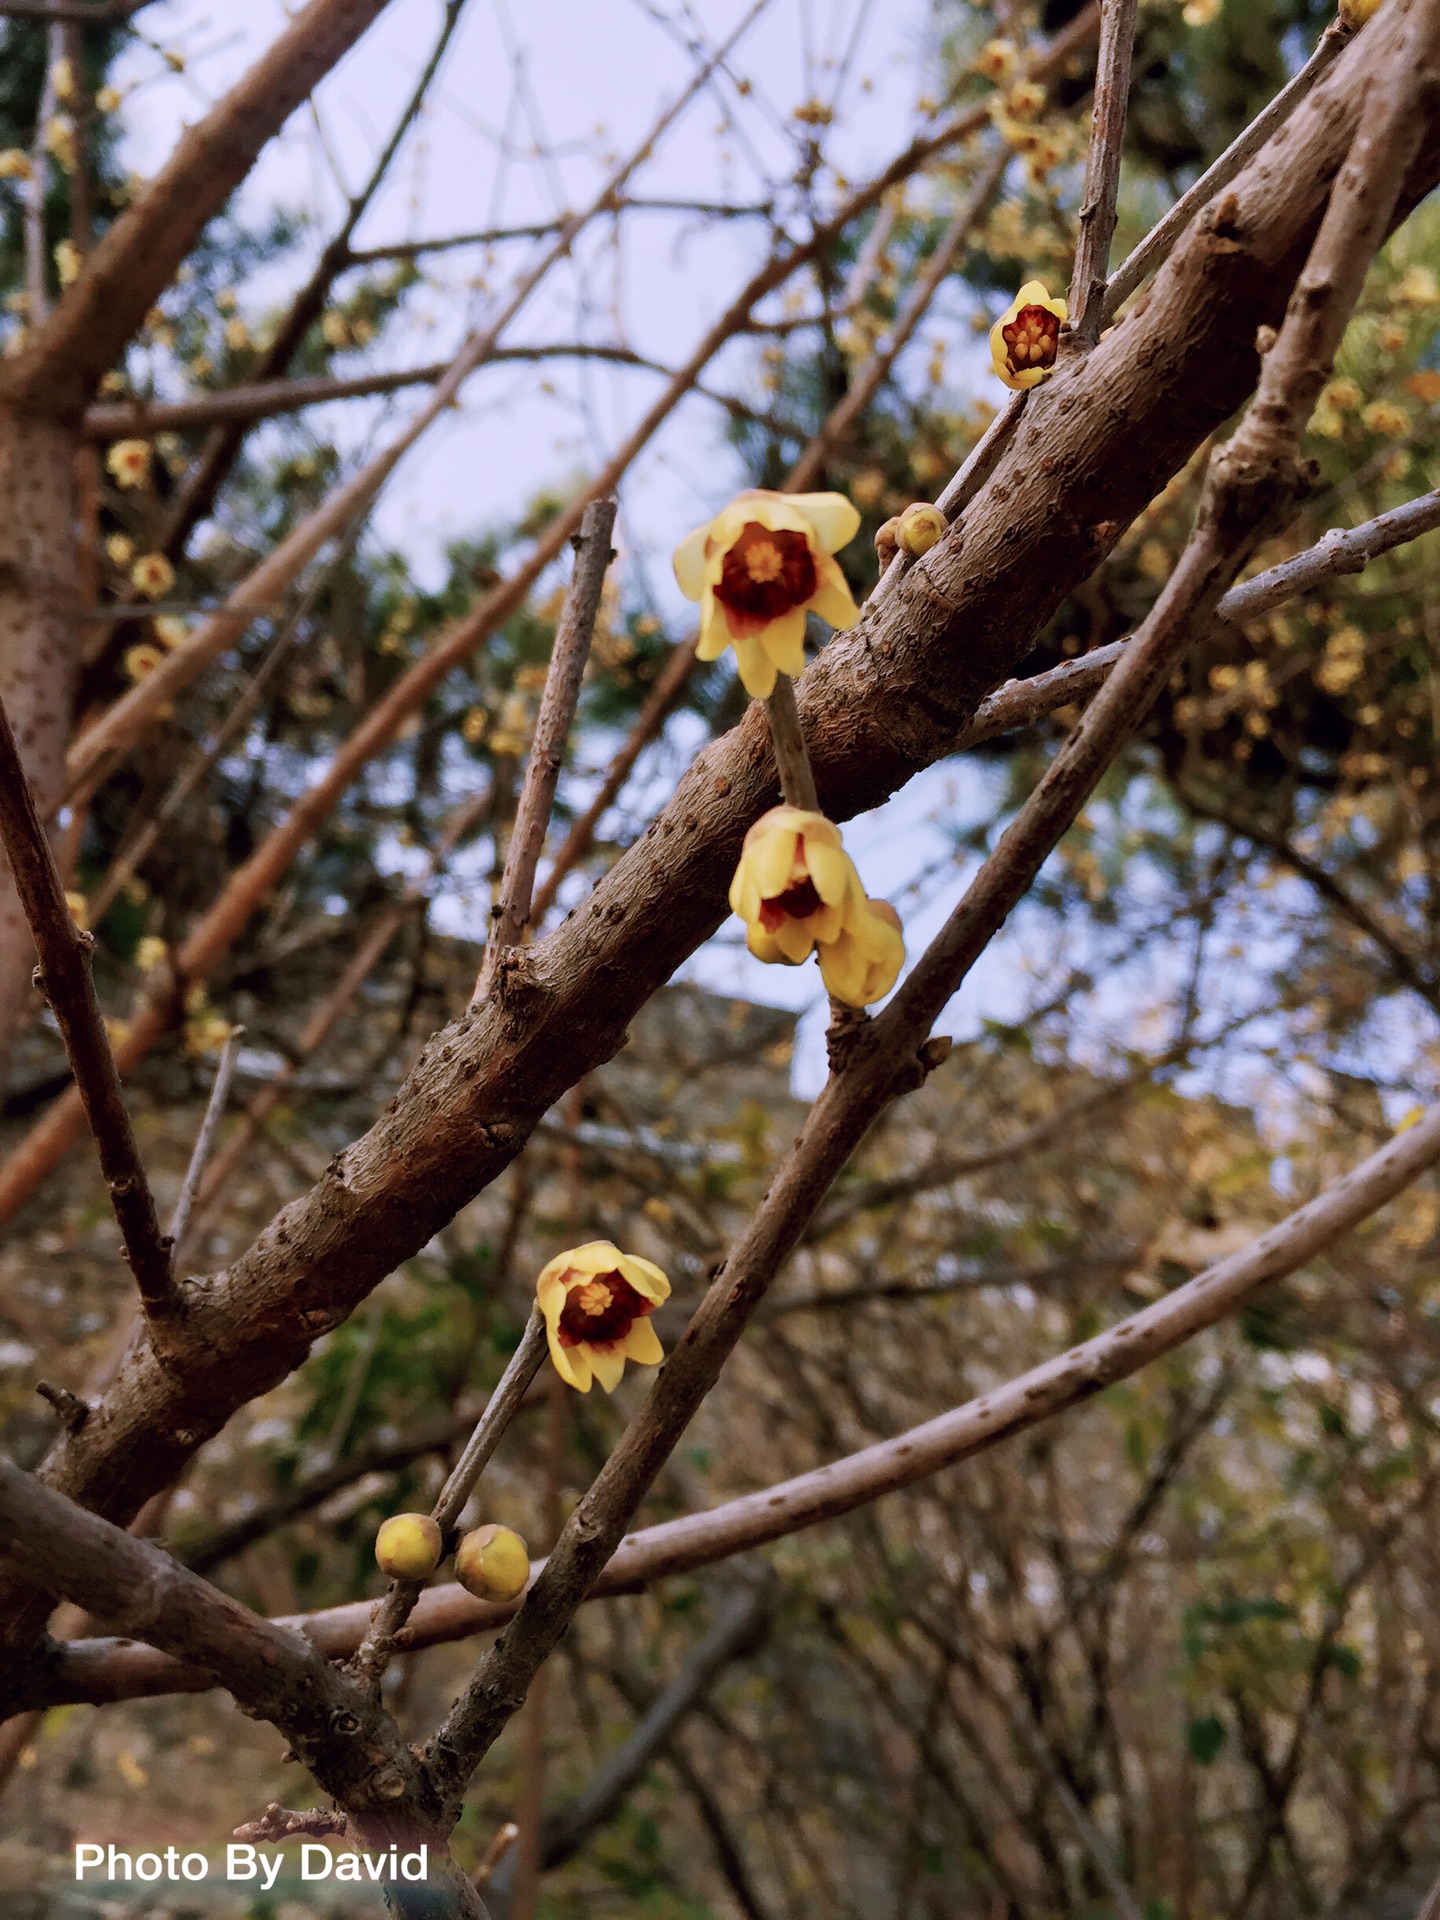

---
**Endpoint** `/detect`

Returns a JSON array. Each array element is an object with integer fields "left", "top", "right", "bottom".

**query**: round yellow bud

[
  {"left": 874, "top": 516, "right": 901, "bottom": 566},
  {"left": 375, "top": 1513, "right": 442, "bottom": 1581},
  {"left": 897, "top": 503, "right": 946, "bottom": 557},
  {"left": 455, "top": 1523, "right": 530, "bottom": 1601}
]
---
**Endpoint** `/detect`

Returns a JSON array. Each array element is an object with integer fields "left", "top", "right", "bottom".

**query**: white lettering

[
  {"left": 401, "top": 1848, "right": 428, "bottom": 1882},
  {"left": 181, "top": 1853, "right": 208, "bottom": 1882},
  {"left": 107, "top": 1847, "right": 132, "bottom": 1881},
  {"left": 259, "top": 1852, "right": 282, "bottom": 1892},
  {"left": 136, "top": 1854, "right": 162, "bottom": 1883},
  {"left": 227, "top": 1844, "right": 256, "bottom": 1880},
  {"left": 336, "top": 1853, "right": 361, "bottom": 1881},
  {"left": 74, "top": 1845, "right": 104, "bottom": 1880},
  {"left": 301, "top": 1843, "right": 333, "bottom": 1880}
]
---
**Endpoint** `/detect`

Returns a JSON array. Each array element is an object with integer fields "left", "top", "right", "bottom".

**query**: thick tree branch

[{"left": 1, "top": 0, "right": 393, "bottom": 413}]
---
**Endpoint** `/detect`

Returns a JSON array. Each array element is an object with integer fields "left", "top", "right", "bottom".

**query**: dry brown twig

[
  {"left": 0, "top": 689, "right": 174, "bottom": 1313},
  {"left": 1068, "top": 0, "right": 1140, "bottom": 347},
  {"left": 474, "top": 499, "right": 618, "bottom": 1002}
]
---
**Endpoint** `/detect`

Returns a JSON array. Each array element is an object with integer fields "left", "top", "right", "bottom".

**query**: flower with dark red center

[
  {"left": 673, "top": 489, "right": 861, "bottom": 698},
  {"left": 990, "top": 280, "right": 1068, "bottom": 391},
  {"left": 729, "top": 805, "right": 859, "bottom": 966},
  {"left": 536, "top": 1241, "right": 671, "bottom": 1393}
]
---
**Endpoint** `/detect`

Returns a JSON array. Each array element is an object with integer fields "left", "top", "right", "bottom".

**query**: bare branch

[
  {"left": 1, "top": 0, "right": 394, "bottom": 411},
  {"left": 762, "top": 675, "right": 820, "bottom": 812},
  {"left": 786, "top": 146, "right": 1010, "bottom": 491},
  {"left": 1068, "top": 0, "right": 1140, "bottom": 346},
  {"left": 344, "top": 197, "right": 776, "bottom": 264},
  {"left": 1102, "top": 20, "right": 1353, "bottom": 325},
  {"left": 0, "top": 690, "right": 174, "bottom": 1312},
  {"left": 474, "top": 499, "right": 617, "bottom": 1001},
  {"left": 168, "top": 1024, "right": 243, "bottom": 1262},
  {"left": 0, "top": 1, "right": 153, "bottom": 18},
  {"left": 349, "top": 1308, "right": 549, "bottom": 1690}
]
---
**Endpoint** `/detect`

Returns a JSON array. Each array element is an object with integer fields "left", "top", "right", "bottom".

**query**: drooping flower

[
  {"left": 729, "top": 806, "right": 859, "bottom": 965},
  {"left": 818, "top": 896, "right": 905, "bottom": 1008},
  {"left": 123, "top": 642, "right": 164, "bottom": 683},
  {"left": 673, "top": 489, "right": 861, "bottom": 699},
  {"left": 990, "top": 281, "right": 1067, "bottom": 391},
  {"left": 106, "top": 439, "right": 151, "bottom": 489},
  {"left": 131, "top": 552, "right": 175, "bottom": 601},
  {"left": 537, "top": 1241, "right": 670, "bottom": 1393}
]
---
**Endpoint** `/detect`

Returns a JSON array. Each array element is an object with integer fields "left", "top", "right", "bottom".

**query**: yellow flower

[
  {"left": 818, "top": 897, "right": 905, "bottom": 1008},
  {"left": 1004, "top": 80, "right": 1047, "bottom": 121},
  {"left": 96, "top": 86, "right": 122, "bottom": 115},
  {"left": 135, "top": 935, "right": 168, "bottom": 972},
  {"left": 223, "top": 316, "right": 250, "bottom": 352},
  {"left": 977, "top": 38, "right": 1018, "bottom": 82},
  {"left": 106, "top": 439, "right": 151, "bottom": 489},
  {"left": 730, "top": 806, "right": 858, "bottom": 965},
  {"left": 123, "top": 642, "right": 164, "bottom": 683},
  {"left": 131, "top": 552, "right": 174, "bottom": 600},
  {"left": 153, "top": 615, "right": 188, "bottom": 650},
  {"left": 1182, "top": 0, "right": 1221, "bottom": 23},
  {"left": 64, "top": 890, "right": 87, "bottom": 930},
  {"left": 105, "top": 532, "right": 134, "bottom": 567},
  {"left": 1339, "top": 0, "right": 1383, "bottom": 23},
  {"left": 897, "top": 502, "right": 946, "bottom": 557},
  {"left": 1362, "top": 399, "right": 1409, "bottom": 437},
  {"left": 673, "top": 489, "right": 860, "bottom": 699},
  {"left": 990, "top": 281, "right": 1067, "bottom": 390},
  {"left": 461, "top": 706, "right": 488, "bottom": 744},
  {"left": 537, "top": 1241, "right": 670, "bottom": 1393},
  {"left": 53, "top": 240, "right": 79, "bottom": 288},
  {"left": 0, "top": 149, "right": 33, "bottom": 182}
]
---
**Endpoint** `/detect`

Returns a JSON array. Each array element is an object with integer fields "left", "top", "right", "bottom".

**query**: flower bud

[
  {"left": 375, "top": 1512, "right": 442, "bottom": 1581},
  {"left": 897, "top": 503, "right": 946, "bottom": 557},
  {"left": 1339, "top": 0, "right": 1383, "bottom": 24},
  {"left": 874, "top": 516, "right": 901, "bottom": 566},
  {"left": 455, "top": 1523, "right": 531, "bottom": 1601}
]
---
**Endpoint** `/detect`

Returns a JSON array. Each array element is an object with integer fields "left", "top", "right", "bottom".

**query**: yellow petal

[
  {"left": 745, "top": 922, "right": 790, "bottom": 964},
  {"left": 761, "top": 607, "right": 808, "bottom": 679},
  {"left": 732, "top": 634, "right": 777, "bottom": 698},
  {"left": 818, "top": 936, "right": 868, "bottom": 1006},
  {"left": 547, "top": 1322, "right": 591, "bottom": 1391},
  {"left": 788, "top": 491, "right": 860, "bottom": 554},
  {"left": 696, "top": 593, "right": 732, "bottom": 662},
  {"left": 588, "top": 1343, "right": 628, "bottom": 1393},
  {"left": 621, "top": 1318, "right": 665, "bottom": 1366},
  {"left": 617, "top": 1254, "right": 671, "bottom": 1303},
  {"left": 749, "top": 824, "right": 799, "bottom": 901},
  {"left": 673, "top": 523, "right": 710, "bottom": 601},
  {"left": 804, "top": 838, "right": 854, "bottom": 908},
  {"left": 808, "top": 553, "right": 860, "bottom": 631},
  {"left": 809, "top": 896, "right": 848, "bottom": 944},
  {"left": 566, "top": 1240, "right": 623, "bottom": 1275},
  {"left": 771, "top": 916, "right": 816, "bottom": 964}
]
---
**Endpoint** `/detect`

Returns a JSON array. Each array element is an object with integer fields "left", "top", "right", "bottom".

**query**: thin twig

[
  {"left": 0, "top": 692, "right": 174, "bottom": 1313},
  {"left": 345, "top": 198, "right": 775, "bottom": 264},
  {"left": 168, "top": 1025, "right": 243, "bottom": 1260},
  {"left": 1101, "top": 21, "right": 1352, "bottom": 325},
  {"left": 474, "top": 499, "right": 617, "bottom": 1002},
  {"left": 762, "top": 676, "right": 820, "bottom": 811},
  {"left": 349, "top": 1306, "right": 549, "bottom": 1691},
  {"left": 1069, "top": 0, "right": 1139, "bottom": 346},
  {"left": 786, "top": 145, "right": 1010, "bottom": 491},
  {"left": 23, "top": 24, "right": 61, "bottom": 331}
]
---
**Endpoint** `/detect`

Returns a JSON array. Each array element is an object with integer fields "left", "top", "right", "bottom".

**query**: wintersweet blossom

[
  {"left": 990, "top": 281, "right": 1067, "bottom": 391},
  {"left": 818, "top": 896, "right": 905, "bottom": 1008},
  {"left": 123, "top": 643, "right": 164, "bottom": 683},
  {"left": 537, "top": 1241, "right": 670, "bottom": 1393},
  {"left": 131, "top": 552, "right": 175, "bottom": 601},
  {"left": 1339, "top": 0, "right": 1383, "bottom": 23},
  {"left": 897, "top": 503, "right": 946, "bottom": 556},
  {"left": 729, "top": 806, "right": 858, "bottom": 965},
  {"left": 106, "top": 439, "right": 151, "bottom": 489},
  {"left": 673, "top": 489, "right": 860, "bottom": 699}
]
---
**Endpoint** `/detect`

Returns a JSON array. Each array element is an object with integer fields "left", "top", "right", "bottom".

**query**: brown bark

[{"left": 0, "top": 1, "right": 1431, "bottom": 1658}]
